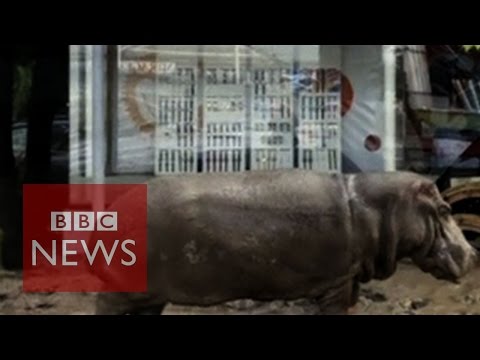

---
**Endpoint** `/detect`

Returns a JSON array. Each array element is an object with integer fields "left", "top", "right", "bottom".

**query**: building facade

[{"left": 70, "top": 45, "right": 398, "bottom": 181}]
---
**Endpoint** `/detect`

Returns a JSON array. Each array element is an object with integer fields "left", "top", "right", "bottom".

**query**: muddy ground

[{"left": 1, "top": 262, "right": 480, "bottom": 315}]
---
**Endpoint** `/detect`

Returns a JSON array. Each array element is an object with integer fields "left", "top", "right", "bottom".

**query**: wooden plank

[
  {"left": 442, "top": 182, "right": 480, "bottom": 204},
  {"left": 453, "top": 213, "right": 480, "bottom": 233}
]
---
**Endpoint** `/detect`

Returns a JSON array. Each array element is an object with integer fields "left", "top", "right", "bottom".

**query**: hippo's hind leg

[
  {"left": 314, "top": 280, "right": 356, "bottom": 315},
  {"left": 350, "top": 280, "right": 360, "bottom": 307},
  {"left": 95, "top": 293, "right": 167, "bottom": 315}
]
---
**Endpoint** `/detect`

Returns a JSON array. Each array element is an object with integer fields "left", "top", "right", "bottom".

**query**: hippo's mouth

[
  {"left": 415, "top": 258, "right": 459, "bottom": 283},
  {"left": 413, "top": 249, "right": 464, "bottom": 284},
  {"left": 430, "top": 267, "right": 461, "bottom": 284}
]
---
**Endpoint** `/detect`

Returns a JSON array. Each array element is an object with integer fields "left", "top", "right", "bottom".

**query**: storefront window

[{"left": 115, "top": 45, "right": 343, "bottom": 175}]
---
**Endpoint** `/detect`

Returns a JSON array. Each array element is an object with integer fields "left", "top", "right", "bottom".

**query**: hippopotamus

[{"left": 94, "top": 170, "right": 478, "bottom": 315}]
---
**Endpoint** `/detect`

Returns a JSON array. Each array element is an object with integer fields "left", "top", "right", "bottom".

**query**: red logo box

[{"left": 23, "top": 184, "right": 147, "bottom": 293}]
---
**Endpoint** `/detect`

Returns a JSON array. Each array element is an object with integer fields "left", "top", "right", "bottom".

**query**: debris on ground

[{"left": 2, "top": 263, "right": 480, "bottom": 315}]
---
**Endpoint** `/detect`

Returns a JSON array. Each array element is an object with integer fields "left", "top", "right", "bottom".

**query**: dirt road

[{"left": 1, "top": 263, "right": 480, "bottom": 315}]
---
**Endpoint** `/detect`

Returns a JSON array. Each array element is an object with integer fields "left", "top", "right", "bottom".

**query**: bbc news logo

[
  {"left": 51, "top": 212, "right": 118, "bottom": 232},
  {"left": 32, "top": 212, "right": 136, "bottom": 267},
  {"left": 23, "top": 184, "right": 147, "bottom": 293}
]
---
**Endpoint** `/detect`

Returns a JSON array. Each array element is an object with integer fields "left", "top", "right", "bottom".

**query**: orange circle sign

[
  {"left": 340, "top": 72, "right": 354, "bottom": 117},
  {"left": 365, "top": 135, "right": 382, "bottom": 152}
]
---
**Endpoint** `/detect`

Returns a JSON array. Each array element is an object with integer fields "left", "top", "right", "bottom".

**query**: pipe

[
  {"left": 92, "top": 45, "right": 106, "bottom": 184},
  {"left": 383, "top": 45, "right": 397, "bottom": 172},
  {"left": 91, "top": 45, "right": 106, "bottom": 210}
]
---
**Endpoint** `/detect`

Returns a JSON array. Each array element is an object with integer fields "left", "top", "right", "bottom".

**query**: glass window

[{"left": 118, "top": 45, "right": 343, "bottom": 175}]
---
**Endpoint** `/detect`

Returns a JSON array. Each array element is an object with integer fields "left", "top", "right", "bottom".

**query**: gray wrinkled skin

[{"left": 95, "top": 170, "right": 478, "bottom": 315}]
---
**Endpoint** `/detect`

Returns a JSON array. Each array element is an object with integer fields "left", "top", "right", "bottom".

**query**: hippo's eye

[{"left": 438, "top": 205, "right": 452, "bottom": 217}]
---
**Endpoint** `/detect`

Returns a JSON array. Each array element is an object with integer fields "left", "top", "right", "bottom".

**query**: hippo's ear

[
  {"left": 414, "top": 181, "right": 436, "bottom": 198},
  {"left": 408, "top": 180, "right": 437, "bottom": 212},
  {"left": 411, "top": 180, "right": 438, "bottom": 210}
]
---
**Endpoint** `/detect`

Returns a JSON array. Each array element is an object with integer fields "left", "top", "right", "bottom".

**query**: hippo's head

[{"left": 399, "top": 179, "right": 478, "bottom": 282}]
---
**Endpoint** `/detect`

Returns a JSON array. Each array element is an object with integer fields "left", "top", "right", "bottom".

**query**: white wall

[{"left": 341, "top": 45, "right": 386, "bottom": 172}]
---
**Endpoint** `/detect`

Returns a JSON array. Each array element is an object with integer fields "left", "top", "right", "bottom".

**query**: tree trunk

[
  {"left": 1, "top": 46, "right": 69, "bottom": 270},
  {"left": 0, "top": 48, "right": 22, "bottom": 269},
  {"left": 25, "top": 46, "right": 69, "bottom": 184},
  {"left": 0, "top": 50, "right": 15, "bottom": 176}
]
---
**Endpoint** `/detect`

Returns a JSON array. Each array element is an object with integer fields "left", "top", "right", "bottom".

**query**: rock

[
  {"left": 225, "top": 299, "right": 261, "bottom": 311},
  {"left": 463, "top": 294, "right": 477, "bottom": 305},
  {"left": 396, "top": 297, "right": 429, "bottom": 312},
  {"left": 23, "top": 298, "right": 55, "bottom": 311},
  {"left": 36, "top": 302, "right": 54, "bottom": 310},
  {"left": 267, "top": 300, "right": 287, "bottom": 312},
  {"left": 0, "top": 292, "right": 8, "bottom": 301},
  {"left": 358, "top": 296, "right": 372, "bottom": 307},
  {"left": 399, "top": 299, "right": 412, "bottom": 310},
  {"left": 411, "top": 298, "right": 430, "bottom": 310},
  {"left": 392, "top": 304, "right": 417, "bottom": 315},
  {"left": 360, "top": 288, "right": 387, "bottom": 302}
]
